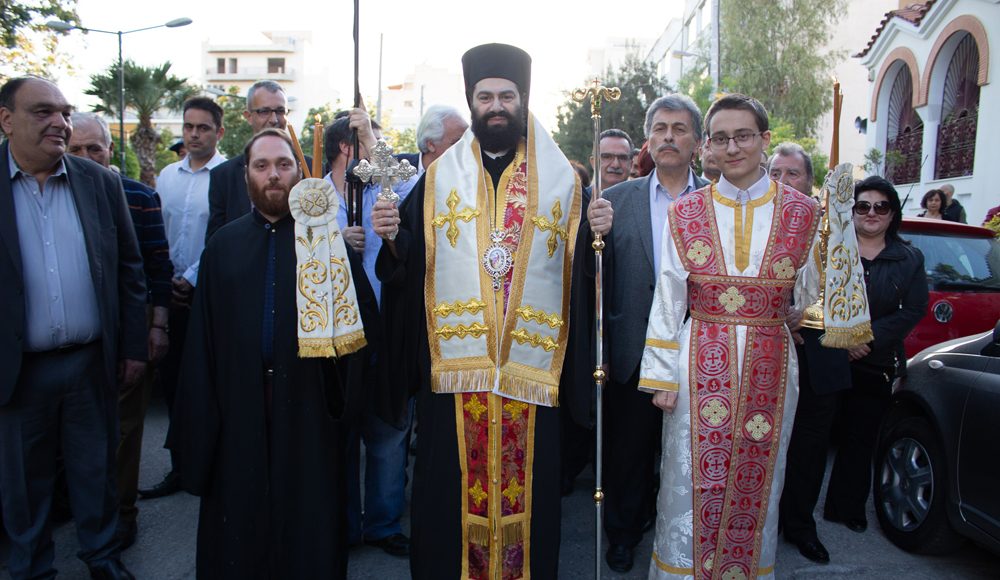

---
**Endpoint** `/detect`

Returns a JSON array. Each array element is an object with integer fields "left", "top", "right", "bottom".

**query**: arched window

[
  {"left": 935, "top": 34, "right": 979, "bottom": 179},
  {"left": 885, "top": 64, "right": 923, "bottom": 185}
]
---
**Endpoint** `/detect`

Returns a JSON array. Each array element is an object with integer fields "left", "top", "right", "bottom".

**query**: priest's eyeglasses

[
  {"left": 853, "top": 200, "right": 892, "bottom": 216},
  {"left": 252, "top": 107, "right": 289, "bottom": 118},
  {"left": 708, "top": 132, "right": 760, "bottom": 149}
]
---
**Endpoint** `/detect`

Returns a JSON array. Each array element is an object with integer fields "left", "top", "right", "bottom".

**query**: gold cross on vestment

[
  {"left": 571, "top": 78, "right": 622, "bottom": 119},
  {"left": 531, "top": 200, "right": 568, "bottom": 258},
  {"left": 351, "top": 139, "right": 418, "bottom": 204},
  {"left": 432, "top": 190, "right": 480, "bottom": 247}
]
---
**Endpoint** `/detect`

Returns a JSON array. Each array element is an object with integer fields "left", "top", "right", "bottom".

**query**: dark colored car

[
  {"left": 898, "top": 217, "right": 1000, "bottom": 357},
  {"left": 873, "top": 321, "right": 1000, "bottom": 555}
]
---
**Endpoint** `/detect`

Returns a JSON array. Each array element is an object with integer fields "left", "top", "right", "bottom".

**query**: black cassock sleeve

[
  {"left": 174, "top": 241, "right": 222, "bottom": 497},
  {"left": 375, "top": 176, "right": 431, "bottom": 429}
]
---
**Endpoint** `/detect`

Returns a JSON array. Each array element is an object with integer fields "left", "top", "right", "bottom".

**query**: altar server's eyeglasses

[
  {"left": 252, "top": 107, "right": 288, "bottom": 118},
  {"left": 708, "top": 132, "right": 760, "bottom": 149},
  {"left": 852, "top": 200, "right": 892, "bottom": 216}
]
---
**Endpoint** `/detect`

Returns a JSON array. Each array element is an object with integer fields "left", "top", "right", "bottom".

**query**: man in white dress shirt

[{"left": 141, "top": 96, "right": 226, "bottom": 499}]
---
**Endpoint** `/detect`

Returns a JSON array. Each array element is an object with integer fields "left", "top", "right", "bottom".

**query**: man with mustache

[
  {"left": 372, "top": 43, "right": 603, "bottom": 578},
  {"left": 588, "top": 128, "right": 634, "bottom": 195},
  {"left": 0, "top": 76, "right": 147, "bottom": 580},
  {"left": 596, "top": 94, "right": 709, "bottom": 572},
  {"left": 173, "top": 128, "right": 377, "bottom": 578}
]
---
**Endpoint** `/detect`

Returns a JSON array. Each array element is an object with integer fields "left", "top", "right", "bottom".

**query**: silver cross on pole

[{"left": 352, "top": 138, "right": 417, "bottom": 204}]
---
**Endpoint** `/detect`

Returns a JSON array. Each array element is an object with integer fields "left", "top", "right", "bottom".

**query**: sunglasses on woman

[{"left": 853, "top": 200, "right": 892, "bottom": 216}]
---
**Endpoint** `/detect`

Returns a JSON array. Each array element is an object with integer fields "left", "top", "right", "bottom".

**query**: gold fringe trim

[
  {"left": 468, "top": 522, "right": 491, "bottom": 547},
  {"left": 497, "top": 373, "right": 558, "bottom": 408},
  {"left": 820, "top": 320, "right": 874, "bottom": 348},
  {"left": 298, "top": 338, "right": 334, "bottom": 358},
  {"left": 431, "top": 367, "right": 495, "bottom": 394},
  {"left": 333, "top": 330, "right": 367, "bottom": 357},
  {"left": 502, "top": 521, "right": 523, "bottom": 547}
]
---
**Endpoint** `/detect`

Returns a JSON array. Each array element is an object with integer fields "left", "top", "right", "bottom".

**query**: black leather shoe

[
  {"left": 138, "top": 470, "right": 180, "bottom": 499},
  {"left": 606, "top": 544, "right": 634, "bottom": 573},
  {"left": 116, "top": 519, "right": 138, "bottom": 551},
  {"left": 793, "top": 538, "right": 830, "bottom": 563},
  {"left": 365, "top": 533, "right": 410, "bottom": 557},
  {"left": 824, "top": 511, "right": 868, "bottom": 533},
  {"left": 88, "top": 559, "right": 136, "bottom": 580}
]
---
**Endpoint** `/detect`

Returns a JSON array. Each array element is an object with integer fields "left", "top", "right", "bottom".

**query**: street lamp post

[{"left": 48, "top": 17, "right": 193, "bottom": 171}]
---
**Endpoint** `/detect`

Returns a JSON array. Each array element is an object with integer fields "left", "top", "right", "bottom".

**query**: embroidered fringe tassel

[
  {"left": 502, "top": 521, "right": 523, "bottom": 547},
  {"left": 299, "top": 338, "right": 335, "bottom": 358},
  {"left": 333, "top": 330, "right": 367, "bottom": 357},
  {"left": 432, "top": 368, "right": 495, "bottom": 394},
  {"left": 469, "top": 523, "right": 491, "bottom": 547},
  {"left": 820, "top": 321, "right": 875, "bottom": 349},
  {"left": 498, "top": 372, "right": 559, "bottom": 408}
]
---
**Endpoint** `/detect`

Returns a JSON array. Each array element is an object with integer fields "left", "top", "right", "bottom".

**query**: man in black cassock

[
  {"left": 174, "top": 128, "right": 378, "bottom": 579},
  {"left": 372, "top": 44, "right": 611, "bottom": 579}
]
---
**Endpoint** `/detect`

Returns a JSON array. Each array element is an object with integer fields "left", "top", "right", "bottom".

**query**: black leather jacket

[{"left": 857, "top": 236, "right": 928, "bottom": 371}]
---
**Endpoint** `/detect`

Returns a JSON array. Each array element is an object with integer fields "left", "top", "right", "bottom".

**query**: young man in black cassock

[
  {"left": 372, "top": 43, "right": 611, "bottom": 579},
  {"left": 174, "top": 128, "right": 379, "bottom": 579}
]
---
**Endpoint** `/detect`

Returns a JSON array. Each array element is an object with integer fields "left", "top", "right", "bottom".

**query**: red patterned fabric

[
  {"left": 668, "top": 184, "right": 818, "bottom": 579},
  {"left": 461, "top": 157, "right": 532, "bottom": 580}
]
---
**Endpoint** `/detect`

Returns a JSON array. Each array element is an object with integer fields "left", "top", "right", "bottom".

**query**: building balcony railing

[
  {"left": 888, "top": 128, "right": 923, "bottom": 185},
  {"left": 935, "top": 110, "right": 977, "bottom": 180},
  {"left": 205, "top": 67, "right": 295, "bottom": 81}
]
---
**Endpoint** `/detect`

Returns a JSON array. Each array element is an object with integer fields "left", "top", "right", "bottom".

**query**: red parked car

[{"left": 898, "top": 217, "right": 1000, "bottom": 357}]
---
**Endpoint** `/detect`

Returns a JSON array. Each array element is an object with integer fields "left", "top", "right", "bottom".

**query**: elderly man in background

[{"left": 67, "top": 111, "right": 173, "bottom": 550}]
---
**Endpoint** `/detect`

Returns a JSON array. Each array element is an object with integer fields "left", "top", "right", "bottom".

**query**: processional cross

[{"left": 352, "top": 139, "right": 417, "bottom": 204}]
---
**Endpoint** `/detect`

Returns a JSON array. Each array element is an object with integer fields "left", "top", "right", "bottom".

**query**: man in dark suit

[
  {"left": 772, "top": 143, "right": 850, "bottom": 564},
  {"left": 0, "top": 77, "right": 147, "bottom": 580},
  {"left": 204, "top": 80, "right": 310, "bottom": 243},
  {"left": 597, "top": 94, "right": 709, "bottom": 572}
]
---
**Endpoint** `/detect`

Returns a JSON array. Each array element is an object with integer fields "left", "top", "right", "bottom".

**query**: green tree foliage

[
  {"left": 111, "top": 134, "right": 140, "bottom": 180},
  {"left": 767, "top": 118, "right": 829, "bottom": 188},
  {"left": 299, "top": 104, "right": 338, "bottom": 166},
  {"left": 554, "top": 53, "right": 673, "bottom": 165},
  {"left": 385, "top": 127, "right": 417, "bottom": 154},
  {"left": 155, "top": 128, "right": 179, "bottom": 174},
  {"left": 718, "top": 0, "right": 846, "bottom": 138},
  {"left": 217, "top": 86, "right": 251, "bottom": 159},
  {"left": 1, "top": 0, "right": 77, "bottom": 49},
  {"left": 86, "top": 60, "right": 196, "bottom": 186},
  {"left": 0, "top": 26, "right": 73, "bottom": 84}
]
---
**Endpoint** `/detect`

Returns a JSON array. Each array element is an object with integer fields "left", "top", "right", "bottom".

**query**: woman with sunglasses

[{"left": 823, "top": 175, "right": 928, "bottom": 533}]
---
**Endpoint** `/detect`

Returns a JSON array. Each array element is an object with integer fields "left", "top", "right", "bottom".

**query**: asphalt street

[{"left": 17, "top": 401, "right": 1000, "bottom": 579}]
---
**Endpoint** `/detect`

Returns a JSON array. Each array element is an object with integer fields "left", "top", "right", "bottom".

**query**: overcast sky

[{"left": 52, "top": 0, "right": 686, "bottom": 128}]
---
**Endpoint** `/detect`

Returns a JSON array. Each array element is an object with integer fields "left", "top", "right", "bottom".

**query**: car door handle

[{"left": 928, "top": 360, "right": 945, "bottom": 370}]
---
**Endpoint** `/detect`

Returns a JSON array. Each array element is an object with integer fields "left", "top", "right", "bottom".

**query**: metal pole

[
  {"left": 711, "top": 0, "right": 720, "bottom": 97},
  {"left": 376, "top": 33, "right": 383, "bottom": 126},
  {"left": 118, "top": 30, "right": 126, "bottom": 171},
  {"left": 571, "top": 79, "right": 619, "bottom": 580}
]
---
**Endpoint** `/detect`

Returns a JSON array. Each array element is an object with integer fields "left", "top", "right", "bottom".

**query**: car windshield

[{"left": 901, "top": 231, "right": 1000, "bottom": 291}]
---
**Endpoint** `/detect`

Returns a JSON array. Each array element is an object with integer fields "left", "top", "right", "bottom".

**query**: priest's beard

[
  {"left": 248, "top": 178, "right": 292, "bottom": 220},
  {"left": 472, "top": 106, "right": 525, "bottom": 154}
]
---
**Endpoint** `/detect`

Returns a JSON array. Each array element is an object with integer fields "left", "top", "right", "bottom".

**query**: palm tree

[{"left": 86, "top": 60, "right": 196, "bottom": 186}]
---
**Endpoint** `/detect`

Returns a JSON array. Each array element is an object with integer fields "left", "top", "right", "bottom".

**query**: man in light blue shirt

[{"left": 141, "top": 97, "right": 226, "bottom": 500}]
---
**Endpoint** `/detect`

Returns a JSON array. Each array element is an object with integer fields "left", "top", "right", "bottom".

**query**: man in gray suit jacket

[
  {"left": 596, "top": 94, "right": 709, "bottom": 573},
  {"left": 0, "top": 77, "right": 147, "bottom": 580}
]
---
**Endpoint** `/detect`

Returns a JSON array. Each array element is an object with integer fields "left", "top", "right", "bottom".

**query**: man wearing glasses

[
  {"left": 596, "top": 95, "right": 709, "bottom": 573},
  {"left": 639, "top": 94, "right": 822, "bottom": 579},
  {"left": 204, "top": 80, "right": 313, "bottom": 243}
]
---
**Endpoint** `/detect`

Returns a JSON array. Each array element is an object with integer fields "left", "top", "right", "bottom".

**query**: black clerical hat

[{"left": 462, "top": 43, "right": 531, "bottom": 107}]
